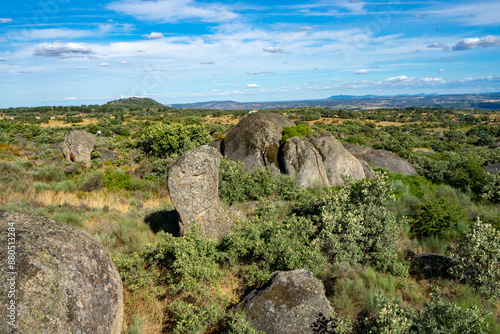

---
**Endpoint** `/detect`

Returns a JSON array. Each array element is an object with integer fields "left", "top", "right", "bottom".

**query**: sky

[{"left": 0, "top": 0, "right": 500, "bottom": 107}]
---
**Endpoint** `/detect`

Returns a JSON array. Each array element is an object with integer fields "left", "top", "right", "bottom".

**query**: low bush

[
  {"left": 448, "top": 220, "right": 500, "bottom": 301},
  {"left": 313, "top": 173, "right": 407, "bottom": 275}
]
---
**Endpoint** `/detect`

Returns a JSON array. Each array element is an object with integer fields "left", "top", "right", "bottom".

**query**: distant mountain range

[{"left": 166, "top": 93, "right": 500, "bottom": 110}]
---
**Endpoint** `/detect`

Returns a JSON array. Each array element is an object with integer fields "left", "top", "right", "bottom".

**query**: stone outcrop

[
  {"left": 221, "top": 113, "right": 294, "bottom": 174},
  {"left": 282, "top": 133, "right": 365, "bottom": 188},
  {"left": 237, "top": 269, "right": 333, "bottom": 334},
  {"left": 406, "top": 250, "right": 456, "bottom": 279},
  {"left": 93, "top": 148, "right": 120, "bottom": 162},
  {"left": 0, "top": 210, "right": 123, "bottom": 334},
  {"left": 167, "top": 145, "right": 233, "bottom": 240},
  {"left": 343, "top": 143, "right": 418, "bottom": 176},
  {"left": 62, "top": 130, "right": 96, "bottom": 168}
]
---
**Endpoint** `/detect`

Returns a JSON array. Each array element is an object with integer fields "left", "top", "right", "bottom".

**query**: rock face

[
  {"left": 93, "top": 148, "right": 120, "bottom": 162},
  {"left": 282, "top": 133, "right": 365, "bottom": 187},
  {"left": 62, "top": 130, "right": 96, "bottom": 168},
  {"left": 167, "top": 145, "right": 232, "bottom": 240},
  {"left": 406, "top": 251, "right": 456, "bottom": 279},
  {"left": 343, "top": 143, "right": 418, "bottom": 176},
  {"left": 0, "top": 210, "right": 123, "bottom": 334},
  {"left": 237, "top": 269, "right": 333, "bottom": 334},
  {"left": 221, "top": 113, "right": 294, "bottom": 174}
]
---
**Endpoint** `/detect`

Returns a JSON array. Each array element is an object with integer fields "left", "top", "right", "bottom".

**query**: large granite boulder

[
  {"left": 282, "top": 133, "right": 366, "bottom": 188},
  {"left": 0, "top": 210, "right": 123, "bottom": 334},
  {"left": 221, "top": 113, "right": 294, "bottom": 174},
  {"left": 167, "top": 145, "right": 232, "bottom": 240},
  {"left": 343, "top": 143, "right": 418, "bottom": 176},
  {"left": 237, "top": 269, "right": 333, "bottom": 334},
  {"left": 62, "top": 130, "right": 96, "bottom": 168}
]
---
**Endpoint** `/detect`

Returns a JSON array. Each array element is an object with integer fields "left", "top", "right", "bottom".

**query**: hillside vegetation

[{"left": 0, "top": 100, "right": 499, "bottom": 333}]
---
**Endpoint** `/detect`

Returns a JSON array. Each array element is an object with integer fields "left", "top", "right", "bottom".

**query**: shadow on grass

[{"left": 144, "top": 210, "right": 181, "bottom": 237}]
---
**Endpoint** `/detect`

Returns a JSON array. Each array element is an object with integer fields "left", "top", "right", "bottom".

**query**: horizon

[{"left": 1, "top": 0, "right": 500, "bottom": 108}]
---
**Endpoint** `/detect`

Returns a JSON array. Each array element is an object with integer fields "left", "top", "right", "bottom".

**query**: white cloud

[
  {"left": 8, "top": 28, "right": 93, "bottom": 41},
  {"left": 299, "top": 25, "right": 313, "bottom": 30},
  {"left": 354, "top": 69, "right": 369, "bottom": 74},
  {"left": 263, "top": 46, "right": 289, "bottom": 53},
  {"left": 0, "top": 18, "right": 12, "bottom": 23},
  {"left": 426, "top": 1, "right": 500, "bottom": 26},
  {"left": 107, "top": 0, "right": 237, "bottom": 23},
  {"left": 452, "top": 35, "right": 500, "bottom": 50},
  {"left": 143, "top": 32, "right": 164, "bottom": 39},
  {"left": 75, "top": 66, "right": 87, "bottom": 69},
  {"left": 200, "top": 61, "right": 215, "bottom": 64},
  {"left": 0, "top": 57, "right": 7, "bottom": 61},
  {"left": 33, "top": 42, "right": 95, "bottom": 58},
  {"left": 246, "top": 83, "right": 260, "bottom": 88},
  {"left": 427, "top": 42, "right": 450, "bottom": 51},
  {"left": 64, "top": 97, "right": 77, "bottom": 100},
  {"left": 119, "top": 61, "right": 128, "bottom": 64},
  {"left": 100, "top": 62, "right": 110, "bottom": 66},
  {"left": 438, "top": 69, "right": 445, "bottom": 73}
]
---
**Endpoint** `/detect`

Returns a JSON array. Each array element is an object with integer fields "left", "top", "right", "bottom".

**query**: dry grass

[
  {"left": 28, "top": 188, "right": 170, "bottom": 213},
  {"left": 122, "top": 288, "right": 168, "bottom": 334},
  {"left": 40, "top": 118, "right": 97, "bottom": 128}
]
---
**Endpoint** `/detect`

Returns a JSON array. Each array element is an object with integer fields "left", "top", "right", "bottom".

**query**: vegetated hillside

[
  {"left": 172, "top": 92, "right": 500, "bottom": 110},
  {"left": 0, "top": 105, "right": 499, "bottom": 333},
  {"left": 106, "top": 97, "right": 166, "bottom": 110}
]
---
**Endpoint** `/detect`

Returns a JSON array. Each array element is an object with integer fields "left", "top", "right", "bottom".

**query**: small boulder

[
  {"left": 363, "top": 149, "right": 418, "bottom": 176},
  {"left": 281, "top": 137, "right": 331, "bottom": 188},
  {"left": 406, "top": 250, "right": 456, "bottom": 279},
  {"left": 0, "top": 210, "right": 123, "bottom": 334},
  {"left": 282, "top": 133, "right": 365, "bottom": 188},
  {"left": 167, "top": 145, "right": 233, "bottom": 240},
  {"left": 63, "top": 130, "right": 96, "bottom": 168},
  {"left": 221, "top": 113, "right": 294, "bottom": 174},
  {"left": 93, "top": 148, "right": 120, "bottom": 162},
  {"left": 343, "top": 143, "right": 418, "bottom": 176},
  {"left": 237, "top": 269, "right": 333, "bottom": 334}
]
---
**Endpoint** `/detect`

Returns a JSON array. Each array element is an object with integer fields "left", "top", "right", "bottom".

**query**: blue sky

[{"left": 1, "top": 0, "right": 499, "bottom": 107}]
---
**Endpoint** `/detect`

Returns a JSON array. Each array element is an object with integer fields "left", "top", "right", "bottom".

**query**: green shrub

[
  {"left": 144, "top": 227, "right": 229, "bottom": 334},
  {"left": 222, "top": 201, "right": 327, "bottom": 283},
  {"left": 112, "top": 252, "right": 159, "bottom": 293},
  {"left": 52, "top": 210, "right": 83, "bottom": 226},
  {"left": 29, "top": 164, "right": 65, "bottom": 182},
  {"left": 52, "top": 180, "right": 76, "bottom": 193},
  {"left": 481, "top": 172, "right": 500, "bottom": 203},
  {"left": 140, "top": 122, "right": 212, "bottom": 158},
  {"left": 78, "top": 170, "right": 103, "bottom": 192},
  {"left": 411, "top": 192, "right": 467, "bottom": 237},
  {"left": 218, "top": 158, "right": 303, "bottom": 205},
  {"left": 366, "top": 289, "right": 491, "bottom": 334},
  {"left": 103, "top": 169, "right": 133, "bottom": 191},
  {"left": 281, "top": 124, "right": 311, "bottom": 143},
  {"left": 313, "top": 173, "right": 407, "bottom": 275},
  {"left": 448, "top": 220, "right": 500, "bottom": 300}
]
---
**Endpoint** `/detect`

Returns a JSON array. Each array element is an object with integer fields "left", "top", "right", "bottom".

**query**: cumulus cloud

[
  {"left": 427, "top": 42, "right": 449, "bottom": 51},
  {"left": 0, "top": 18, "right": 12, "bottom": 23},
  {"left": 119, "top": 61, "right": 128, "bottom": 64},
  {"left": 100, "top": 62, "right": 110, "bottom": 67},
  {"left": 33, "top": 42, "right": 95, "bottom": 58},
  {"left": 0, "top": 57, "right": 7, "bottom": 61},
  {"left": 354, "top": 69, "right": 369, "bottom": 74},
  {"left": 107, "top": 0, "right": 237, "bottom": 23},
  {"left": 299, "top": 25, "right": 313, "bottom": 30},
  {"left": 246, "top": 83, "right": 260, "bottom": 88},
  {"left": 438, "top": 69, "right": 445, "bottom": 73},
  {"left": 263, "top": 46, "right": 289, "bottom": 54},
  {"left": 64, "top": 97, "right": 77, "bottom": 100},
  {"left": 452, "top": 35, "right": 500, "bottom": 50},
  {"left": 143, "top": 32, "right": 164, "bottom": 39},
  {"left": 75, "top": 66, "right": 87, "bottom": 69}
]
